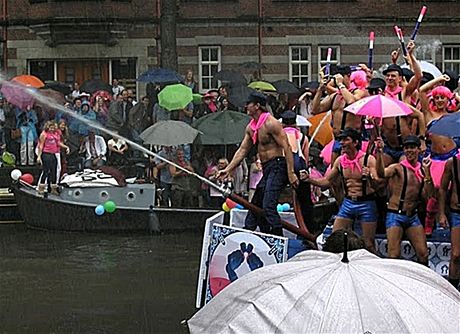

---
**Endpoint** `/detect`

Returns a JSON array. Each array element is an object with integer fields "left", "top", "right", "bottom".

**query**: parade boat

[{"left": 11, "top": 169, "right": 219, "bottom": 233}]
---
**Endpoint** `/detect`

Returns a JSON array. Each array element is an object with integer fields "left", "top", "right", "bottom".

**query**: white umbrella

[
  {"left": 188, "top": 249, "right": 460, "bottom": 333},
  {"left": 278, "top": 115, "right": 312, "bottom": 127},
  {"left": 402, "top": 60, "right": 442, "bottom": 78},
  {"left": 139, "top": 120, "right": 201, "bottom": 146}
]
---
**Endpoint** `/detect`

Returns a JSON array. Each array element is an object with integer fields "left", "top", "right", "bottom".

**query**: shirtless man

[
  {"left": 312, "top": 65, "right": 368, "bottom": 164},
  {"left": 438, "top": 153, "right": 460, "bottom": 291},
  {"left": 376, "top": 135, "right": 432, "bottom": 265},
  {"left": 217, "top": 92, "right": 298, "bottom": 236},
  {"left": 381, "top": 41, "right": 425, "bottom": 166},
  {"left": 305, "top": 128, "right": 378, "bottom": 252}
]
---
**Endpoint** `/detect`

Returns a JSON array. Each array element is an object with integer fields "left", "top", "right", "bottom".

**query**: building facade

[{"left": 1, "top": 0, "right": 459, "bottom": 95}]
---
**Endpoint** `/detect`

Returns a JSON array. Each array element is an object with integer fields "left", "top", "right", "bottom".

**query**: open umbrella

[
  {"left": 12, "top": 74, "right": 44, "bottom": 88},
  {"left": 278, "top": 114, "right": 312, "bottom": 127},
  {"left": 80, "top": 79, "right": 112, "bottom": 94},
  {"left": 192, "top": 93, "right": 203, "bottom": 104},
  {"left": 227, "top": 85, "right": 257, "bottom": 108},
  {"left": 158, "top": 84, "right": 193, "bottom": 111},
  {"left": 402, "top": 60, "right": 442, "bottom": 78},
  {"left": 272, "top": 79, "right": 300, "bottom": 94},
  {"left": 0, "top": 83, "right": 35, "bottom": 109},
  {"left": 248, "top": 81, "right": 277, "bottom": 92},
  {"left": 192, "top": 111, "right": 250, "bottom": 145},
  {"left": 213, "top": 70, "right": 247, "bottom": 85},
  {"left": 140, "top": 120, "right": 200, "bottom": 146},
  {"left": 239, "top": 61, "right": 267, "bottom": 70},
  {"left": 345, "top": 94, "right": 413, "bottom": 119},
  {"left": 428, "top": 112, "right": 460, "bottom": 138},
  {"left": 43, "top": 81, "right": 71, "bottom": 96},
  {"left": 308, "top": 112, "right": 333, "bottom": 147},
  {"left": 188, "top": 249, "right": 460, "bottom": 333},
  {"left": 137, "top": 68, "right": 184, "bottom": 84}
]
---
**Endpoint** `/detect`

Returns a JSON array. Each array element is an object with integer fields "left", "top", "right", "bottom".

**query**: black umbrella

[
  {"left": 43, "top": 81, "right": 72, "bottom": 96},
  {"left": 137, "top": 68, "right": 184, "bottom": 84},
  {"left": 80, "top": 79, "right": 112, "bottom": 94},
  {"left": 272, "top": 80, "right": 300, "bottom": 94},
  {"left": 213, "top": 70, "right": 247, "bottom": 85},
  {"left": 228, "top": 85, "right": 257, "bottom": 108},
  {"left": 239, "top": 61, "right": 267, "bottom": 70}
]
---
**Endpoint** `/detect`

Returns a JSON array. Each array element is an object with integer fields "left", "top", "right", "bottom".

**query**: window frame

[
  {"left": 442, "top": 45, "right": 460, "bottom": 73},
  {"left": 198, "top": 46, "right": 221, "bottom": 93},
  {"left": 289, "top": 45, "right": 311, "bottom": 87}
]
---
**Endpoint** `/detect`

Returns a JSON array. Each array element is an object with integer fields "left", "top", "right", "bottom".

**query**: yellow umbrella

[{"left": 248, "top": 81, "right": 277, "bottom": 92}]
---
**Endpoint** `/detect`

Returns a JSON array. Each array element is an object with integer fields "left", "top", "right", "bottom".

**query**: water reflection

[{"left": 0, "top": 224, "right": 201, "bottom": 333}]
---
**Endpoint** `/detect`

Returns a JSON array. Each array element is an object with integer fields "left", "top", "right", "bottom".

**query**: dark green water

[{"left": 0, "top": 224, "right": 202, "bottom": 333}]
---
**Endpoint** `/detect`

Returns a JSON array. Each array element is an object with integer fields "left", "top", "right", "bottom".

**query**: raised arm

[
  {"left": 405, "top": 41, "right": 422, "bottom": 98},
  {"left": 311, "top": 78, "right": 333, "bottom": 115}
]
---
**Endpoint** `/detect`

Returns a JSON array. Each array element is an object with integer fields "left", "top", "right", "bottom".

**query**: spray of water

[
  {"left": 416, "top": 39, "right": 442, "bottom": 61},
  {"left": 0, "top": 77, "right": 228, "bottom": 194}
]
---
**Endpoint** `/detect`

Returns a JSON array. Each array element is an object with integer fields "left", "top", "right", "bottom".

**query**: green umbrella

[
  {"left": 248, "top": 81, "right": 277, "bottom": 92},
  {"left": 158, "top": 84, "right": 193, "bottom": 111},
  {"left": 192, "top": 111, "right": 251, "bottom": 145},
  {"left": 192, "top": 93, "right": 203, "bottom": 104}
]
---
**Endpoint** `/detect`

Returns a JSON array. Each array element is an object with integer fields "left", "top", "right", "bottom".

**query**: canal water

[{"left": 0, "top": 224, "right": 202, "bottom": 333}]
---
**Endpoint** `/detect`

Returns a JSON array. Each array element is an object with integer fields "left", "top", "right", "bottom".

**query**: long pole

[
  {"left": 2, "top": 0, "right": 7, "bottom": 72},
  {"left": 257, "top": 0, "right": 263, "bottom": 79}
]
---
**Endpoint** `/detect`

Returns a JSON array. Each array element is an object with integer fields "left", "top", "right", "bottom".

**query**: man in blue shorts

[
  {"left": 439, "top": 152, "right": 460, "bottom": 291},
  {"left": 306, "top": 128, "right": 378, "bottom": 252},
  {"left": 376, "top": 135, "right": 432, "bottom": 265}
]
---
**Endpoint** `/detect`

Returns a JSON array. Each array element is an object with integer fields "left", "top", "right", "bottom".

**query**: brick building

[{"left": 0, "top": 0, "right": 459, "bottom": 95}]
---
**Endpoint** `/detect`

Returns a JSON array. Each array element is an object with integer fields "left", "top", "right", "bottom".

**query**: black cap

[
  {"left": 331, "top": 65, "right": 352, "bottom": 76},
  {"left": 281, "top": 110, "right": 297, "bottom": 125},
  {"left": 246, "top": 91, "right": 267, "bottom": 106},
  {"left": 421, "top": 71, "right": 434, "bottom": 85},
  {"left": 336, "top": 128, "right": 361, "bottom": 141},
  {"left": 383, "top": 64, "right": 403, "bottom": 76},
  {"left": 367, "top": 78, "right": 386, "bottom": 90},
  {"left": 403, "top": 135, "right": 421, "bottom": 147},
  {"left": 443, "top": 69, "right": 459, "bottom": 92},
  {"left": 402, "top": 68, "right": 414, "bottom": 82}
]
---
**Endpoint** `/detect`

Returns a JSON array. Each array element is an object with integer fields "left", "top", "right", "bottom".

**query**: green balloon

[{"left": 104, "top": 200, "right": 117, "bottom": 213}]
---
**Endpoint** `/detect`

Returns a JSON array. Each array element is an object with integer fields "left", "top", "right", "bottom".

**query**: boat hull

[{"left": 12, "top": 184, "right": 219, "bottom": 233}]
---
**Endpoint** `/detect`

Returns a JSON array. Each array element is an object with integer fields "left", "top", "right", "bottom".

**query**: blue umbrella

[
  {"left": 137, "top": 68, "right": 184, "bottom": 84},
  {"left": 428, "top": 113, "right": 460, "bottom": 138}
]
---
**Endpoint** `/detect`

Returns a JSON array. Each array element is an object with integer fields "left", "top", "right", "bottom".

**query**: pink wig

[
  {"left": 349, "top": 70, "right": 368, "bottom": 91},
  {"left": 429, "top": 86, "right": 456, "bottom": 112}
]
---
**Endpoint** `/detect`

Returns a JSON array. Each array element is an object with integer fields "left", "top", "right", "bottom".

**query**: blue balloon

[
  {"left": 277, "top": 204, "right": 283, "bottom": 212},
  {"left": 236, "top": 204, "right": 244, "bottom": 209},
  {"left": 282, "top": 203, "right": 291, "bottom": 211},
  {"left": 95, "top": 204, "right": 105, "bottom": 216}
]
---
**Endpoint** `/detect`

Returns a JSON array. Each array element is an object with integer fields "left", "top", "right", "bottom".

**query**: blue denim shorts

[
  {"left": 386, "top": 212, "right": 421, "bottom": 229},
  {"left": 336, "top": 198, "right": 377, "bottom": 223},
  {"left": 449, "top": 212, "right": 460, "bottom": 228}
]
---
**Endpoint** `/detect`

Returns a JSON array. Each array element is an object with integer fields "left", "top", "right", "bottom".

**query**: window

[
  {"left": 443, "top": 46, "right": 460, "bottom": 74},
  {"left": 29, "top": 60, "right": 55, "bottom": 82},
  {"left": 289, "top": 46, "right": 310, "bottom": 87},
  {"left": 199, "top": 46, "right": 220, "bottom": 92},
  {"left": 318, "top": 46, "right": 340, "bottom": 74}
]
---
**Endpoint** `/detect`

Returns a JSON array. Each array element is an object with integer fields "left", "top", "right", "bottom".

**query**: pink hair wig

[
  {"left": 429, "top": 86, "right": 456, "bottom": 112},
  {"left": 349, "top": 70, "right": 368, "bottom": 91}
]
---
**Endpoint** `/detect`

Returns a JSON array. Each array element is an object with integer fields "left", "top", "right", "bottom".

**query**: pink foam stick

[
  {"left": 368, "top": 32, "right": 375, "bottom": 69},
  {"left": 325, "top": 47, "right": 332, "bottom": 76}
]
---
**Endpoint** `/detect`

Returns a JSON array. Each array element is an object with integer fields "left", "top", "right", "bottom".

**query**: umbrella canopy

[
  {"left": 140, "top": 120, "right": 200, "bottom": 146},
  {"left": 248, "top": 81, "right": 277, "bottom": 92},
  {"left": 308, "top": 112, "right": 333, "bottom": 147},
  {"left": 428, "top": 112, "right": 460, "bottom": 138},
  {"left": 272, "top": 79, "right": 300, "bottom": 94},
  {"left": 279, "top": 114, "right": 312, "bottom": 127},
  {"left": 345, "top": 95, "right": 413, "bottom": 118},
  {"left": 192, "top": 93, "right": 203, "bottom": 104},
  {"left": 12, "top": 74, "right": 44, "bottom": 88},
  {"left": 80, "top": 79, "right": 112, "bottom": 94},
  {"left": 43, "top": 81, "right": 71, "bottom": 95},
  {"left": 227, "top": 85, "right": 257, "bottom": 108},
  {"left": 0, "top": 83, "right": 35, "bottom": 109},
  {"left": 137, "top": 68, "right": 184, "bottom": 84},
  {"left": 402, "top": 60, "right": 442, "bottom": 78},
  {"left": 213, "top": 70, "right": 247, "bottom": 85},
  {"left": 239, "top": 61, "right": 267, "bottom": 70},
  {"left": 189, "top": 249, "right": 460, "bottom": 333},
  {"left": 192, "top": 111, "right": 250, "bottom": 145},
  {"left": 158, "top": 84, "right": 193, "bottom": 111}
]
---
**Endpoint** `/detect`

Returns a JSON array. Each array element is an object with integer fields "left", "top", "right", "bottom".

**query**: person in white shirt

[
  {"left": 107, "top": 135, "right": 128, "bottom": 166},
  {"left": 112, "top": 79, "right": 125, "bottom": 99},
  {"left": 81, "top": 130, "right": 107, "bottom": 168}
]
